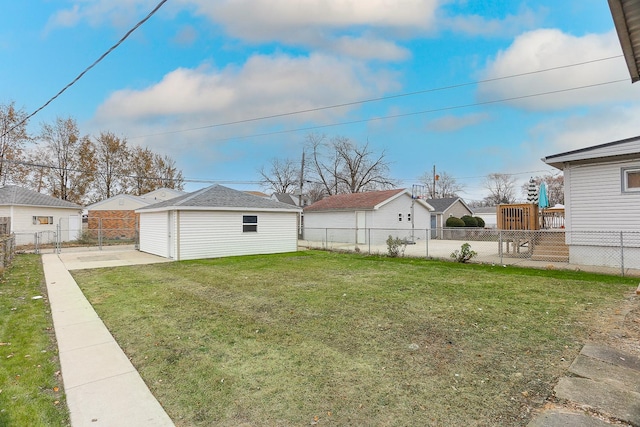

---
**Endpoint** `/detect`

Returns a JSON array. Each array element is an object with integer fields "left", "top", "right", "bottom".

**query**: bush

[
  {"left": 445, "top": 216, "right": 465, "bottom": 227},
  {"left": 461, "top": 215, "right": 478, "bottom": 227},
  {"left": 450, "top": 243, "right": 477, "bottom": 263},
  {"left": 386, "top": 235, "right": 404, "bottom": 257},
  {"left": 474, "top": 216, "right": 485, "bottom": 228}
]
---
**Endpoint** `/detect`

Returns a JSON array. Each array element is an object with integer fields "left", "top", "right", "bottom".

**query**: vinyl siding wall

[
  {"left": 139, "top": 211, "right": 169, "bottom": 258},
  {"left": 566, "top": 160, "right": 640, "bottom": 232},
  {"left": 565, "top": 159, "right": 640, "bottom": 269},
  {"left": 303, "top": 194, "right": 431, "bottom": 245},
  {"left": 176, "top": 211, "right": 298, "bottom": 260}
]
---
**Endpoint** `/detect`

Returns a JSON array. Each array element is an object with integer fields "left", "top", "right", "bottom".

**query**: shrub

[
  {"left": 445, "top": 216, "right": 465, "bottom": 227},
  {"left": 474, "top": 216, "right": 485, "bottom": 228},
  {"left": 461, "top": 215, "right": 478, "bottom": 227},
  {"left": 450, "top": 243, "right": 477, "bottom": 263},
  {"left": 386, "top": 235, "right": 404, "bottom": 257}
]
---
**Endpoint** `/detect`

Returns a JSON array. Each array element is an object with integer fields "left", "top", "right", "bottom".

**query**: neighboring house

[
  {"left": 136, "top": 184, "right": 301, "bottom": 260},
  {"left": 543, "top": 136, "right": 640, "bottom": 268},
  {"left": 472, "top": 206, "right": 498, "bottom": 228},
  {"left": 303, "top": 189, "right": 434, "bottom": 245},
  {"left": 425, "top": 197, "right": 474, "bottom": 238},
  {"left": 86, "top": 188, "right": 185, "bottom": 239},
  {"left": 244, "top": 191, "right": 270, "bottom": 198},
  {"left": 140, "top": 187, "right": 186, "bottom": 202},
  {"left": 0, "top": 185, "right": 82, "bottom": 245},
  {"left": 271, "top": 193, "right": 297, "bottom": 206},
  {"left": 85, "top": 194, "right": 151, "bottom": 239}
]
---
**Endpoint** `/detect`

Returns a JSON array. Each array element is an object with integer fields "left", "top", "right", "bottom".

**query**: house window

[
  {"left": 398, "top": 213, "right": 403, "bottom": 222},
  {"left": 243, "top": 215, "right": 258, "bottom": 232},
  {"left": 622, "top": 167, "right": 640, "bottom": 193},
  {"left": 407, "top": 213, "right": 411, "bottom": 222},
  {"left": 33, "top": 216, "right": 53, "bottom": 225}
]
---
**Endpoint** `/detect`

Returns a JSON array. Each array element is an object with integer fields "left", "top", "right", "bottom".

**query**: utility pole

[
  {"left": 432, "top": 165, "right": 439, "bottom": 198},
  {"left": 298, "top": 150, "right": 305, "bottom": 207}
]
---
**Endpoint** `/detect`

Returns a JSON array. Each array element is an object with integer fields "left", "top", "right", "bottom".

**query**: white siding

[
  {"left": 566, "top": 160, "right": 640, "bottom": 232},
  {"left": 0, "top": 206, "right": 82, "bottom": 245},
  {"left": 303, "top": 193, "right": 432, "bottom": 245},
  {"left": 176, "top": 211, "right": 298, "bottom": 260},
  {"left": 139, "top": 211, "right": 169, "bottom": 258},
  {"left": 548, "top": 140, "right": 640, "bottom": 164},
  {"left": 88, "top": 196, "right": 148, "bottom": 211}
]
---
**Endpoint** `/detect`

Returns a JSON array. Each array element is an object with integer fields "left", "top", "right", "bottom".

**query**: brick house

[{"left": 86, "top": 188, "right": 185, "bottom": 240}]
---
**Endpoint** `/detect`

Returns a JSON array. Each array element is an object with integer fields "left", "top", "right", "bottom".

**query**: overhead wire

[
  {"left": 148, "top": 78, "right": 628, "bottom": 143},
  {"left": 0, "top": 0, "right": 168, "bottom": 139},
  {"left": 129, "top": 55, "right": 624, "bottom": 139}
]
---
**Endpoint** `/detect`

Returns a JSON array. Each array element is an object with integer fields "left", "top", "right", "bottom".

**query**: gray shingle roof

[
  {"left": 0, "top": 185, "right": 82, "bottom": 209},
  {"left": 424, "top": 197, "right": 460, "bottom": 213},
  {"left": 138, "top": 184, "right": 301, "bottom": 211}
]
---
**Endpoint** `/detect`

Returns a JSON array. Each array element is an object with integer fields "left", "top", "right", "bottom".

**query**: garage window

[
  {"left": 33, "top": 216, "right": 53, "bottom": 225},
  {"left": 243, "top": 215, "right": 258, "bottom": 232},
  {"left": 622, "top": 167, "right": 640, "bottom": 193}
]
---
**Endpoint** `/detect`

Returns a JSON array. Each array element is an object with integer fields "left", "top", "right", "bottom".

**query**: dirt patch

[{"left": 587, "top": 291, "right": 640, "bottom": 355}]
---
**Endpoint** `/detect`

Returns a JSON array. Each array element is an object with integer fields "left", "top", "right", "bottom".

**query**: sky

[{"left": 1, "top": 0, "right": 639, "bottom": 202}]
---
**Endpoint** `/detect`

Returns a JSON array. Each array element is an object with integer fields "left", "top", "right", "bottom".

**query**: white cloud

[
  {"left": 93, "top": 52, "right": 399, "bottom": 140},
  {"left": 442, "top": 6, "right": 542, "bottom": 37},
  {"left": 181, "top": 0, "right": 439, "bottom": 60},
  {"left": 477, "top": 29, "right": 639, "bottom": 111},
  {"left": 427, "top": 112, "right": 491, "bottom": 132},
  {"left": 44, "top": 0, "right": 162, "bottom": 31}
]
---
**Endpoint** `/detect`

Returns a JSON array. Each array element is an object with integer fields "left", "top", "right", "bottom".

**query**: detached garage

[{"left": 136, "top": 184, "right": 301, "bottom": 260}]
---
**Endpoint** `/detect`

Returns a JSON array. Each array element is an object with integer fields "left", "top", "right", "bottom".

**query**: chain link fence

[
  {"left": 0, "top": 234, "right": 15, "bottom": 271},
  {"left": 13, "top": 217, "right": 138, "bottom": 253},
  {"left": 300, "top": 227, "right": 640, "bottom": 276}
]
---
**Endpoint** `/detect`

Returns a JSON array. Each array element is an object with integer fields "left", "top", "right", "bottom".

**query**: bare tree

[
  {"left": 307, "top": 133, "right": 396, "bottom": 195},
  {"left": 153, "top": 154, "right": 184, "bottom": 190},
  {"left": 39, "top": 116, "right": 95, "bottom": 204},
  {"left": 520, "top": 173, "right": 564, "bottom": 206},
  {"left": 0, "top": 101, "right": 30, "bottom": 185},
  {"left": 419, "top": 170, "right": 463, "bottom": 198},
  {"left": 258, "top": 157, "right": 300, "bottom": 194},
  {"left": 92, "top": 131, "right": 130, "bottom": 200},
  {"left": 483, "top": 173, "right": 517, "bottom": 205},
  {"left": 127, "top": 146, "right": 155, "bottom": 195}
]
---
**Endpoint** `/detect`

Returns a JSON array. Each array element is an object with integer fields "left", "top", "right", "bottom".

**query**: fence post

[
  {"left": 324, "top": 228, "right": 327, "bottom": 249},
  {"left": 34, "top": 232, "right": 39, "bottom": 255},
  {"left": 368, "top": 228, "right": 371, "bottom": 254},
  {"left": 426, "top": 229, "right": 429, "bottom": 258},
  {"left": 499, "top": 231, "right": 503, "bottom": 264},
  {"left": 99, "top": 218, "right": 103, "bottom": 250},
  {"left": 620, "top": 231, "right": 625, "bottom": 277}
]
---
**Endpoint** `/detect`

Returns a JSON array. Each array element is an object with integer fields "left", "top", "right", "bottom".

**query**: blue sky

[{"left": 2, "top": 0, "right": 639, "bottom": 201}]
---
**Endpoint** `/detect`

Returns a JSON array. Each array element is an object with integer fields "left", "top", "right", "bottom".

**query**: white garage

[{"left": 136, "top": 184, "right": 301, "bottom": 260}]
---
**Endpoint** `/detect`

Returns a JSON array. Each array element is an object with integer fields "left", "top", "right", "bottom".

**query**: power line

[
  {"left": 157, "top": 78, "right": 628, "bottom": 143},
  {"left": 0, "top": 0, "right": 168, "bottom": 139},
  {"left": 129, "top": 55, "right": 624, "bottom": 140}
]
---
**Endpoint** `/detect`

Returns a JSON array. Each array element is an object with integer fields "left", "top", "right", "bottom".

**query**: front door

[{"left": 356, "top": 211, "right": 366, "bottom": 244}]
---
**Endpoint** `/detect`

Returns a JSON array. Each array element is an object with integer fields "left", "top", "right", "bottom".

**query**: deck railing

[
  {"left": 497, "top": 204, "right": 565, "bottom": 230},
  {"left": 497, "top": 204, "right": 539, "bottom": 230}
]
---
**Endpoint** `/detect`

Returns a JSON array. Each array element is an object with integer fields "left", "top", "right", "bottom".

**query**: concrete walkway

[
  {"left": 42, "top": 248, "right": 174, "bottom": 427},
  {"left": 528, "top": 344, "right": 640, "bottom": 426}
]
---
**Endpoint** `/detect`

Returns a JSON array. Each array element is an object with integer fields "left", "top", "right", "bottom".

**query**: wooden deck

[{"left": 497, "top": 204, "right": 568, "bottom": 262}]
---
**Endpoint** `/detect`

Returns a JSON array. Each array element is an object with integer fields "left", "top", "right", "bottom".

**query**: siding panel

[
  {"left": 566, "top": 160, "right": 640, "bottom": 232},
  {"left": 177, "top": 211, "right": 298, "bottom": 260},
  {"left": 139, "top": 212, "right": 168, "bottom": 257}
]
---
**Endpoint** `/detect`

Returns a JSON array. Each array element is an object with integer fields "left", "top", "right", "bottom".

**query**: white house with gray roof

[
  {"left": 0, "top": 185, "right": 82, "bottom": 245},
  {"left": 136, "top": 184, "right": 302, "bottom": 260}
]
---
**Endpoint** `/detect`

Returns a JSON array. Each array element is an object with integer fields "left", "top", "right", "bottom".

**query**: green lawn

[
  {"left": 0, "top": 255, "right": 69, "bottom": 427},
  {"left": 72, "top": 251, "right": 635, "bottom": 426}
]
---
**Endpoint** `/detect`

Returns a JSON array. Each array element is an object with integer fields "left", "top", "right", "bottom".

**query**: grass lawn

[
  {"left": 0, "top": 255, "right": 69, "bottom": 427},
  {"left": 73, "top": 250, "right": 636, "bottom": 426}
]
